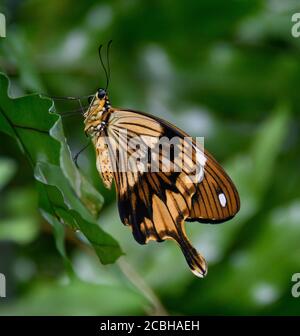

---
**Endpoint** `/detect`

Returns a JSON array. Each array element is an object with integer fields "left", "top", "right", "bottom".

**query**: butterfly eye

[{"left": 97, "top": 88, "right": 106, "bottom": 99}]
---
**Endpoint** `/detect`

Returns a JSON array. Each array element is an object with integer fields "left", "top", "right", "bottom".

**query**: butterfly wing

[
  {"left": 187, "top": 150, "right": 240, "bottom": 223},
  {"left": 118, "top": 109, "right": 240, "bottom": 222},
  {"left": 101, "top": 109, "right": 239, "bottom": 277}
]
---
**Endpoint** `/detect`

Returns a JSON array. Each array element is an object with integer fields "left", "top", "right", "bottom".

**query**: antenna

[{"left": 98, "top": 41, "right": 113, "bottom": 92}]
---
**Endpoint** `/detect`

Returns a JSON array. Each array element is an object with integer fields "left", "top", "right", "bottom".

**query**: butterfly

[{"left": 83, "top": 86, "right": 240, "bottom": 277}]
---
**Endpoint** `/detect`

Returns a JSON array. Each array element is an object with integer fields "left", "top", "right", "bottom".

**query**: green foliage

[{"left": 0, "top": 73, "right": 123, "bottom": 265}]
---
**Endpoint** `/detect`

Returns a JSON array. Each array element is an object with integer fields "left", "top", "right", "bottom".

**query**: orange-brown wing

[
  {"left": 102, "top": 109, "right": 240, "bottom": 277},
  {"left": 122, "top": 109, "right": 240, "bottom": 223},
  {"left": 104, "top": 109, "right": 207, "bottom": 276},
  {"left": 187, "top": 150, "right": 240, "bottom": 223}
]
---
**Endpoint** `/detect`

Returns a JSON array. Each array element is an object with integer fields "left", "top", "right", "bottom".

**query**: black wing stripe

[
  {"left": 198, "top": 182, "right": 210, "bottom": 218},
  {"left": 205, "top": 163, "right": 234, "bottom": 216},
  {"left": 117, "top": 121, "right": 160, "bottom": 134},
  {"left": 205, "top": 175, "right": 223, "bottom": 218},
  {"left": 206, "top": 151, "right": 239, "bottom": 212}
]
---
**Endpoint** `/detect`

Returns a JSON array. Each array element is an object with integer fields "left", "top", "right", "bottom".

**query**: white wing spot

[{"left": 218, "top": 193, "right": 227, "bottom": 207}]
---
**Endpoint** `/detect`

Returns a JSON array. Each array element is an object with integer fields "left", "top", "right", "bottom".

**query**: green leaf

[
  {"left": 50, "top": 117, "right": 104, "bottom": 217},
  {"left": 0, "top": 72, "right": 123, "bottom": 265},
  {"left": 35, "top": 162, "right": 124, "bottom": 264},
  {"left": 70, "top": 210, "right": 123, "bottom": 265}
]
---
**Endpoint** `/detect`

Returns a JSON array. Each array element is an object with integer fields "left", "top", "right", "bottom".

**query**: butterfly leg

[{"left": 73, "top": 141, "right": 91, "bottom": 168}]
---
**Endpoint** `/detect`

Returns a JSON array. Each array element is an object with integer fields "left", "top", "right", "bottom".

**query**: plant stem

[{"left": 117, "top": 258, "right": 168, "bottom": 316}]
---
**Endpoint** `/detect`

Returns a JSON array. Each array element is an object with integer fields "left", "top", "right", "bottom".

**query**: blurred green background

[{"left": 0, "top": 0, "right": 300, "bottom": 315}]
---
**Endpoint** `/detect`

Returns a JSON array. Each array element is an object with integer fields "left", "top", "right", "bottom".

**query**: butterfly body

[{"left": 83, "top": 88, "right": 240, "bottom": 277}]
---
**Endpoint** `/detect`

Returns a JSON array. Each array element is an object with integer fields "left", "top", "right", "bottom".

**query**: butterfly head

[
  {"left": 96, "top": 88, "right": 107, "bottom": 101},
  {"left": 83, "top": 88, "right": 111, "bottom": 136}
]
